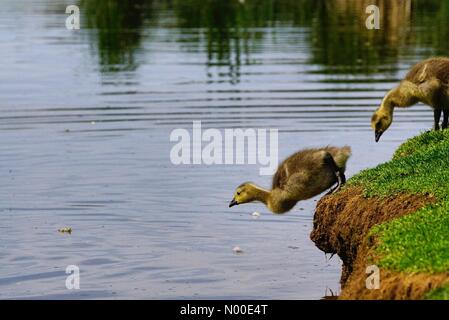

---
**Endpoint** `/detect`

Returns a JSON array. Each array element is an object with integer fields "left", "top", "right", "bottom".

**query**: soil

[{"left": 310, "top": 186, "right": 447, "bottom": 299}]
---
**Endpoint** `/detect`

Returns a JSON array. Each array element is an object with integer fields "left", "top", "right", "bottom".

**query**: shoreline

[{"left": 310, "top": 130, "right": 449, "bottom": 299}]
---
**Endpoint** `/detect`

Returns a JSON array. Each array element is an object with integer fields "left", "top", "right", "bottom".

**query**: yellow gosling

[
  {"left": 372, "top": 57, "right": 449, "bottom": 142},
  {"left": 229, "top": 146, "right": 351, "bottom": 214}
]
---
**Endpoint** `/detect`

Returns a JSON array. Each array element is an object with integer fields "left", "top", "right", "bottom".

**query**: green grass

[
  {"left": 369, "top": 202, "right": 449, "bottom": 273},
  {"left": 392, "top": 129, "right": 449, "bottom": 160},
  {"left": 426, "top": 284, "right": 449, "bottom": 300},
  {"left": 346, "top": 130, "right": 449, "bottom": 298},
  {"left": 348, "top": 130, "right": 449, "bottom": 199}
]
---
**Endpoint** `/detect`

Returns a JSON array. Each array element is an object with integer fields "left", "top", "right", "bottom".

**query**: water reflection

[
  {"left": 79, "top": 0, "right": 449, "bottom": 79},
  {"left": 81, "top": 0, "right": 154, "bottom": 72},
  {"left": 307, "top": 0, "right": 410, "bottom": 74},
  {"left": 412, "top": 0, "right": 449, "bottom": 56},
  {"left": 175, "top": 0, "right": 252, "bottom": 84}
]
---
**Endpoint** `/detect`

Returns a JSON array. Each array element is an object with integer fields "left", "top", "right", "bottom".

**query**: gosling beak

[
  {"left": 375, "top": 131, "right": 383, "bottom": 143},
  {"left": 229, "top": 198, "right": 238, "bottom": 208}
]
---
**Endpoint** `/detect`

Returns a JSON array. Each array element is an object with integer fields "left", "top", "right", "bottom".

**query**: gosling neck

[
  {"left": 379, "top": 89, "right": 396, "bottom": 116},
  {"left": 250, "top": 184, "right": 270, "bottom": 205},
  {"left": 266, "top": 188, "right": 297, "bottom": 214},
  {"left": 250, "top": 185, "right": 297, "bottom": 214},
  {"left": 382, "top": 81, "right": 420, "bottom": 112}
]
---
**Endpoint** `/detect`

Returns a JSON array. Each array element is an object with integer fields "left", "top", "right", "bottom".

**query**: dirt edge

[{"left": 310, "top": 186, "right": 447, "bottom": 299}]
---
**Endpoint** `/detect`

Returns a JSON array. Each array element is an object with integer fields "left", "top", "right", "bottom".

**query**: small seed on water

[
  {"left": 252, "top": 211, "right": 260, "bottom": 218},
  {"left": 58, "top": 227, "right": 72, "bottom": 234},
  {"left": 233, "top": 246, "right": 243, "bottom": 254}
]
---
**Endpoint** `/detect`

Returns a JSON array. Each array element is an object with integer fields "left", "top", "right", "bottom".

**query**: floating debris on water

[
  {"left": 58, "top": 227, "right": 72, "bottom": 234},
  {"left": 251, "top": 211, "right": 260, "bottom": 218},
  {"left": 233, "top": 246, "right": 243, "bottom": 254}
]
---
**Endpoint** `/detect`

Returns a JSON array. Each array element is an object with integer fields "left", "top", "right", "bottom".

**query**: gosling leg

[
  {"left": 434, "top": 108, "right": 442, "bottom": 130},
  {"left": 442, "top": 109, "right": 448, "bottom": 130},
  {"left": 323, "top": 153, "right": 346, "bottom": 195},
  {"left": 327, "top": 170, "right": 346, "bottom": 195}
]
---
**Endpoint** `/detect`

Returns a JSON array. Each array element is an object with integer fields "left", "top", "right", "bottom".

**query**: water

[{"left": 0, "top": 0, "right": 446, "bottom": 299}]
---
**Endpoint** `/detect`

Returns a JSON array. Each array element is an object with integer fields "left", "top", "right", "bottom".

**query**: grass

[
  {"left": 348, "top": 129, "right": 449, "bottom": 199},
  {"left": 346, "top": 130, "right": 449, "bottom": 297},
  {"left": 426, "top": 284, "right": 449, "bottom": 300},
  {"left": 369, "top": 202, "right": 449, "bottom": 273}
]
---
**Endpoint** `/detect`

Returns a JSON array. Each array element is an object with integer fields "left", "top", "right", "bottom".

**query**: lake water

[{"left": 0, "top": 0, "right": 444, "bottom": 299}]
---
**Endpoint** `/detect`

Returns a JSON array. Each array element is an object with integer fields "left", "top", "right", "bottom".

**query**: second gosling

[
  {"left": 229, "top": 146, "right": 351, "bottom": 214},
  {"left": 372, "top": 57, "right": 449, "bottom": 142}
]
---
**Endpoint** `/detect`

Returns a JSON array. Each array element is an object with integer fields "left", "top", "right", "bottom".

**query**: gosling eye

[{"left": 237, "top": 191, "right": 241, "bottom": 196}]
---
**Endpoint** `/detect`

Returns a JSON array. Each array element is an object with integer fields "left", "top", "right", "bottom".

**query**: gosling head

[
  {"left": 371, "top": 111, "right": 392, "bottom": 142},
  {"left": 229, "top": 182, "right": 259, "bottom": 207}
]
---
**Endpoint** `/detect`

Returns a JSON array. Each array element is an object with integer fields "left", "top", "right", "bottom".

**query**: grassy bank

[{"left": 347, "top": 130, "right": 449, "bottom": 299}]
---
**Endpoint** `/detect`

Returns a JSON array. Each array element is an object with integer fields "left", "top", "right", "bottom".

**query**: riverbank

[{"left": 311, "top": 130, "right": 449, "bottom": 299}]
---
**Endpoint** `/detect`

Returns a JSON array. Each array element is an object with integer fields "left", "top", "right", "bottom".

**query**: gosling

[
  {"left": 229, "top": 146, "right": 351, "bottom": 214},
  {"left": 372, "top": 57, "right": 449, "bottom": 142}
]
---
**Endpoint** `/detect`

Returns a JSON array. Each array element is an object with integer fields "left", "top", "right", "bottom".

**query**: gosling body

[
  {"left": 372, "top": 57, "right": 449, "bottom": 142},
  {"left": 229, "top": 146, "right": 351, "bottom": 214}
]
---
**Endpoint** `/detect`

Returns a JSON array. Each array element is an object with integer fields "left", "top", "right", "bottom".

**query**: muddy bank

[{"left": 310, "top": 186, "right": 445, "bottom": 299}]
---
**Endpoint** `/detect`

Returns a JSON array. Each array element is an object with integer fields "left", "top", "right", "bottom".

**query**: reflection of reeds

[
  {"left": 333, "top": 0, "right": 412, "bottom": 44},
  {"left": 81, "top": 0, "right": 151, "bottom": 71},
  {"left": 173, "top": 0, "right": 262, "bottom": 83},
  {"left": 412, "top": 0, "right": 449, "bottom": 55},
  {"left": 78, "top": 0, "right": 449, "bottom": 75},
  {"left": 171, "top": 0, "right": 318, "bottom": 82},
  {"left": 310, "top": 0, "right": 449, "bottom": 72},
  {"left": 308, "top": 0, "right": 414, "bottom": 73},
  {"left": 170, "top": 0, "right": 415, "bottom": 72}
]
